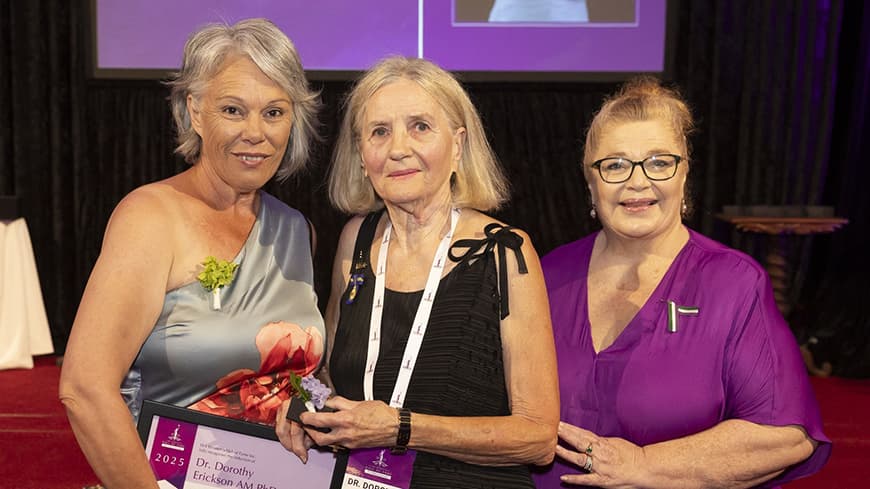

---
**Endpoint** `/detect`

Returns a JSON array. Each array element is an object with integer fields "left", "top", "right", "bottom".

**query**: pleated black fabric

[{"left": 330, "top": 214, "right": 534, "bottom": 489}]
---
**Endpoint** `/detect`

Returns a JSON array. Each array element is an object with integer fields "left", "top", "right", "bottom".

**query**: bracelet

[{"left": 391, "top": 408, "right": 411, "bottom": 454}]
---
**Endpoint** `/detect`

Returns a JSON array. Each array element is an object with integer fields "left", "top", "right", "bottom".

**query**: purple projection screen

[{"left": 92, "top": 0, "right": 671, "bottom": 80}]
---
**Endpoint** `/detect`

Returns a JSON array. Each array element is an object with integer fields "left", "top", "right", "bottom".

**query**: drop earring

[{"left": 590, "top": 206, "right": 597, "bottom": 219}]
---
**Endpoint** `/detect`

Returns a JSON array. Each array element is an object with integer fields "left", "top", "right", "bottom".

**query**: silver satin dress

[{"left": 121, "top": 192, "right": 326, "bottom": 426}]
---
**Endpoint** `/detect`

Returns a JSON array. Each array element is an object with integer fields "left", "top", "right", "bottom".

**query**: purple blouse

[{"left": 533, "top": 230, "right": 830, "bottom": 488}]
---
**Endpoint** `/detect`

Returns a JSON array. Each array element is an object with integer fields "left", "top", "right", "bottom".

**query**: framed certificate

[{"left": 137, "top": 400, "right": 342, "bottom": 489}]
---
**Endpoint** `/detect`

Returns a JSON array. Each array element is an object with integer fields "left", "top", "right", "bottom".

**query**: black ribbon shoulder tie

[{"left": 448, "top": 222, "right": 528, "bottom": 320}]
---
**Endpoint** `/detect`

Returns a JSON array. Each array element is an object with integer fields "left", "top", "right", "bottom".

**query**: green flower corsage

[{"left": 198, "top": 256, "right": 239, "bottom": 310}]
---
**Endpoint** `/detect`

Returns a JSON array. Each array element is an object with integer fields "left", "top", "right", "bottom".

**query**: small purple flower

[{"left": 301, "top": 376, "right": 331, "bottom": 410}]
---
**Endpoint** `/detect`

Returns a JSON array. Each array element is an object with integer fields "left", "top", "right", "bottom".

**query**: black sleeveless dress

[{"left": 330, "top": 212, "right": 535, "bottom": 489}]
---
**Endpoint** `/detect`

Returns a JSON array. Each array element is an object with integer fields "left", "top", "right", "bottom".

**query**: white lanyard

[{"left": 363, "top": 208, "right": 461, "bottom": 406}]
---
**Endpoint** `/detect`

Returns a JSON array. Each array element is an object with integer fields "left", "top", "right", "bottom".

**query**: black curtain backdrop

[{"left": 1, "top": 1, "right": 867, "bottom": 375}]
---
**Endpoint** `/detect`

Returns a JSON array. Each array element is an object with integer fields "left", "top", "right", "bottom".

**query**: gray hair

[
  {"left": 328, "top": 56, "right": 508, "bottom": 214},
  {"left": 167, "top": 18, "right": 320, "bottom": 180}
]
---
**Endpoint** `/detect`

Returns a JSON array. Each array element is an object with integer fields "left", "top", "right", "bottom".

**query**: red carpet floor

[
  {"left": 0, "top": 356, "right": 99, "bottom": 488},
  {"left": 786, "top": 376, "right": 870, "bottom": 488},
  {"left": 0, "top": 357, "right": 867, "bottom": 488}
]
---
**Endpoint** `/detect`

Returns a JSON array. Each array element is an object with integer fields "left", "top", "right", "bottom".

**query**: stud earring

[{"left": 590, "top": 207, "right": 597, "bottom": 219}]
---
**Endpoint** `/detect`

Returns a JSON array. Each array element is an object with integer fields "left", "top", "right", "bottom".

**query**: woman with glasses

[{"left": 532, "top": 77, "right": 830, "bottom": 488}]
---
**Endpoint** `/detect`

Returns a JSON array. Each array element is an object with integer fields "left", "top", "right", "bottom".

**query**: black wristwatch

[{"left": 391, "top": 408, "right": 411, "bottom": 454}]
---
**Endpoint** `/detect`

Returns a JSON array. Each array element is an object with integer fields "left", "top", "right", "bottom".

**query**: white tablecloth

[{"left": 0, "top": 218, "right": 54, "bottom": 369}]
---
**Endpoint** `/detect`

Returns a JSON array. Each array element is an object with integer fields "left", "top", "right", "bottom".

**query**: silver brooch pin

[{"left": 667, "top": 300, "right": 699, "bottom": 333}]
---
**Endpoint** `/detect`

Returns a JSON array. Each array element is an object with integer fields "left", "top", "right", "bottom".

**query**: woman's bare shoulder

[
  {"left": 100, "top": 180, "right": 197, "bottom": 264},
  {"left": 457, "top": 208, "right": 491, "bottom": 233},
  {"left": 458, "top": 208, "right": 532, "bottom": 242},
  {"left": 124, "top": 176, "right": 190, "bottom": 209}
]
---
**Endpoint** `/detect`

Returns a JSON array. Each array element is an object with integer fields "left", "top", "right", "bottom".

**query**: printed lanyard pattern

[{"left": 363, "top": 208, "right": 461, "bottom": 406}]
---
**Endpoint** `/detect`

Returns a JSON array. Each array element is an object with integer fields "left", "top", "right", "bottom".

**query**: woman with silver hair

[
  {"left": 61, "top": 18, "right": 325, "bottom": 488},
  {"left": 276, "top": 56, "right": 559, "bottom": 488}
]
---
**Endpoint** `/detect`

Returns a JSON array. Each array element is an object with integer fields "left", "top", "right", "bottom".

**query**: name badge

[{"left": 341, "top": 447, "right": 416, "bottom": 489}]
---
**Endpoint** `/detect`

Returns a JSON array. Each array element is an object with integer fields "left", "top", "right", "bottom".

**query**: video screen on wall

[{"left": 92, "top": 0, "right": 673, "bottom": 80}]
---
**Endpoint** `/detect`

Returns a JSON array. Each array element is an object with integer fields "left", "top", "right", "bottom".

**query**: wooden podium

[
  {"left": 717, "top": 207, "right": 847, "bottom": 376},
  {"left": 717, "top": 213, "right": 848, "bottom": 316}
]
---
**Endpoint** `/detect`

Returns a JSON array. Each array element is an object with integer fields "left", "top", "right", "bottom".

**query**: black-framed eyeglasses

[{"left": 589, "top": 154, "right": 684, "bottom": 184}]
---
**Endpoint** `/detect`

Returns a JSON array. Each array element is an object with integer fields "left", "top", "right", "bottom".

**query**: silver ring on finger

[{"left": 582, "top": 455, "right": 593, "bottom": 472}]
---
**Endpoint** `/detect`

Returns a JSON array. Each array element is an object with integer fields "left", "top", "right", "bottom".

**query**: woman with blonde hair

[
  {"left": 277, "top": 56, "right": 559, "bottom": 488},
  {"left": 533, "top": 77, "right": 830, "bottom": 488}
]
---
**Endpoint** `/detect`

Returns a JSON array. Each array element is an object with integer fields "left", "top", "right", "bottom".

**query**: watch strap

[{"left": 391, "top": 408, "right": 411, "bottom": 454}]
